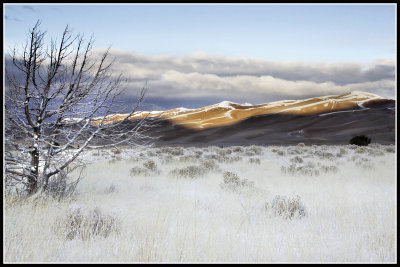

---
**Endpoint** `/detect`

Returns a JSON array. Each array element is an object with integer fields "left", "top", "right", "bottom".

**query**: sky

[{"left": 3, "top": 4, "right": 396, "bottom": 110}]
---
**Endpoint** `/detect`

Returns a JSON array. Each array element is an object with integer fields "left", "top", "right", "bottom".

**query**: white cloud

[{"left": 95, "top": 49, "right": 396, "bottom": 106}]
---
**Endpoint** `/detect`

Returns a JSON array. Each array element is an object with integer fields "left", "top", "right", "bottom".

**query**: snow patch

[
  {"left": 348, "top": 90, "right": 383, "bottom": 99},
  {"left": 215, "top": 101, "right": 237, "bottom": 108},
  {"left": 241, "top": 102, "right": 253, "bottom": 106}
]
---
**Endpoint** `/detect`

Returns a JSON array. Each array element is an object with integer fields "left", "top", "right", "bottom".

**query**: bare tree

[{"left": 4, "top": 21, "right": 151, "bottom": 196}]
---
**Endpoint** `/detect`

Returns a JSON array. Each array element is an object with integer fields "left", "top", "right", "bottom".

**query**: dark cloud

[{"left": 364, "top": 64, "right": 396, "bottom": 82}]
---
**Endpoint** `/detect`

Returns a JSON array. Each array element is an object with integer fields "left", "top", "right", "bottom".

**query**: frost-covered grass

[{"left": 4, "top": 144, "right": 396, "bottom": 263}]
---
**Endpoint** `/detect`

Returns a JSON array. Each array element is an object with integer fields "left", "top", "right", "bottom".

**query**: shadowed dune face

[
  {"left": 146, "top": 103, "right": 394, "bottom": 146},
  {"left": 93, "top": 91, "right": 385, "bottom": 129}
]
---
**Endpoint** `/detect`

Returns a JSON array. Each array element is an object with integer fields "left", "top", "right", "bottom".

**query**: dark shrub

[{"left": 349, "top": 135, "right": 371, "bottom": 146}]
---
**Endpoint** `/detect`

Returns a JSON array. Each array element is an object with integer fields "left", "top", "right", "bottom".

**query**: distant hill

[{"left": 68, "top": 91, "right": 396, "bottom": 146}]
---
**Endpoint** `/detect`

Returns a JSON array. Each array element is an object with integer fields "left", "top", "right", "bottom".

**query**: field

[{"left": 4, "top": 144, "right": 396, "bottom": 263}]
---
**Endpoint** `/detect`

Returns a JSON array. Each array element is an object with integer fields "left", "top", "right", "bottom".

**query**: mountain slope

[
  {"left": 70, "top": 91, "right": 395, "bottom": 146},
  {"left": 102, "top": 91, "right": 385, "bottom": 129},
  {"left": 146, "top": 98, "right": 395, "bottom": 146}
]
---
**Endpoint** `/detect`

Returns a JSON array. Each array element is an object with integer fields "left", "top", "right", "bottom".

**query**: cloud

[
  {"left": 96, "top": 50, "right": 394, "bottom": 108},
  {"left": 7, "top": 47, "right": 395, "bottom": 110},
  {"left": 106, "top": 50, "right": 395, "bottom": 84}
]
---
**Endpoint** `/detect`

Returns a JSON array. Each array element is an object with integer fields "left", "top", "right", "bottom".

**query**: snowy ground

[{"left": 4, "top": 144, "right": 396, "bottom": 263}]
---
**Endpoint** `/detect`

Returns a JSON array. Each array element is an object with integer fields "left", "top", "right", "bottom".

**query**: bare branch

[{"left": 5, "top": 22, "right": 152, "bottom": 196}]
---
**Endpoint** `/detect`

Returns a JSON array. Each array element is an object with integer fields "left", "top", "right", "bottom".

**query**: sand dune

[
  {"left": 97, "top": 91, "right": 385, "bottom": 129},
  {"left": 63, "top": 91, "right": 394, "bottom": 146}
]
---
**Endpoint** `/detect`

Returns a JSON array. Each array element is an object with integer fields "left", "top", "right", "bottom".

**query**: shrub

[
  {"left": 104, "top": 184, "right": 118, "bottom": 194},
  {"left": 218, "top": 148, "right": 232, "bottom": 156},
  {"left": 205, "top": 154, "right": 219, "bottom": 160},
  {"left": 170, "top": 147, "right": 185, "bottom": 156},
  {"left": 244, "top": 151, "right": 256, "bottom": 157},
  {"left": 232, "top": 146, "right": 244, "bottom": 153},
  {"left": 288, "top": 147, "right": 304, "bottom": 155},
  {"left": 129, "top": 161, "right": 160, "bottom": 177},
  {"left": 305, "top": 161, "right": 316, "bottom": 168},
  {"left": 204, "top": 153, "right": 242, "bottom": 164},
  {"left": 146, "top": 150, "right": 156, "bottom": 157},
  {"left": 247, "top": 146, "right": 263, "bottom": 155},
  {"left": 290, "top": 156, "right": 304, "bottom": 163},
  {"left": 219, "top": 155, "right": 242, "bottom": 163},
  {"left": 223, "top": 171, "right": 240, "bottom": 185},
  {"left": 336, "top": 147, "right": 347, "bottom": 157},
  {"left": 220, "top": 171, "right": 254, "bottom": 192},
  {"left": 355, "top": 147, "right": 369, "bottom": 154},
  {"left": 276, "top": 150, "right": 285, "bottom": 156},
  {"left": 351, "top": 155, "right": 358, "bottom": 162},
  {"left": 355, "top": 157, "right": 374, "bottom": 170},
  {"left": 143, "top": 160, "right": 157, "bottom": 171},
  {"left": 57, "top": 207, "right": 120, "bottom": 241},
  {"left": 194, "top": 150, "right": 203, "bottom": 157},
  {"left": 281, "top": 163, "right": 320, "bottom": 176},
  {"left": 367, "top": 149, "right": 384, "bottom": 157},
  {"left": 44, "top": 172, "right": 80, "bottom": 199},
  {"left": 169, "top": 165, "right": 207, "bottom": 179},
  {"left": 320, "top": 165, "right": 339, "bottom": 174},
  {"left": 129, "top": 167, "right": 151, "bottom": 176},
  {"left": 160, "top": 147, "right": 185, "bottom": 156},
  {"left": 314, "top": 151, "right": 334, "bottom": 159},
  {"left": 349, "top": 135, "right": 371, "bottom": 146},
  {"left": 162, "top": 155, "right": 174, "bottom": 164},
  {"left": 201, "top": 160, "right": 220, "bottom": 171},
  {"left": 248, "top": 158, "right": 261, "bottom": 164},
  {"left": 269, "top": 195, "right": 306, "bottom": 219},
  {"left": 384, "top": 146, "right": 395, "bottom": 153},
  {"left": 179, "top": 155, "right": 197, "bottom": 163},
  {"left": 111, "top": 148, "right": 121, "bottom": 154}
]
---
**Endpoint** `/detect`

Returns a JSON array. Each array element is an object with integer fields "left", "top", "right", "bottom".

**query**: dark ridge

[{"left": 361, "top": 99, "right": 395, "bottom": 108}]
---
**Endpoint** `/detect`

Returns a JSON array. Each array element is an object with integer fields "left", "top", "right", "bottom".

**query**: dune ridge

[{"left": 92, "top": 91, "right": 385, "bottom": 129}]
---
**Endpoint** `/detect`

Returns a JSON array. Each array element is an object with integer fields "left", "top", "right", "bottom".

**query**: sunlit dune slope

[{"left": 91, "top": 91, "right": 384, "bottom": 129}]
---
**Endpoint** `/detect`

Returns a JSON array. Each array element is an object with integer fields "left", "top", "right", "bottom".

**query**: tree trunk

[{"left": 28, "top": 147, "right": 39, "bottom": 195}]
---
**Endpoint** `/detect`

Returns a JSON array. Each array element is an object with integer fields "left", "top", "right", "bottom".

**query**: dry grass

[{"left": 4, "top": 144, "right": 396, "bottom": 263}]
